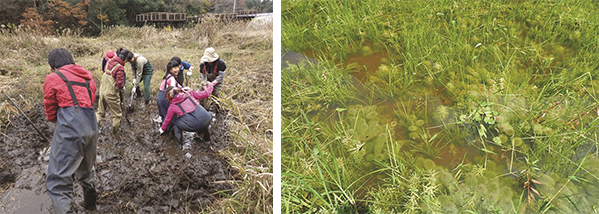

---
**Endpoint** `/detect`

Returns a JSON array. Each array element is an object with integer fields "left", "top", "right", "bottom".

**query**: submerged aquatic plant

[
  {"left": 283, "top": 0, "right": 599, "bottom": 212},
  {"left": 519, "top": 159, "right": 543, "bottom": 207}
]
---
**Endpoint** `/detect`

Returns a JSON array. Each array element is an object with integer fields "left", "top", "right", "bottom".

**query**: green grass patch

[{"left": 283, "top": 0, "right": 599, "bottom": 213}]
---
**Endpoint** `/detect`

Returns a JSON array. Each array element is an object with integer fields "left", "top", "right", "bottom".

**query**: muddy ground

[{"left": 0, "top": 95, "right": 238, "bottom": 213}]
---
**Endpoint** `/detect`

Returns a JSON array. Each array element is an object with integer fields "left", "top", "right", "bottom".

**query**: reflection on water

[
  {"left": 0, "top": 167, "right": 51, "bottom": 214},
  {"left": 282, "top": 49, "right": 319, "bottom": 69},
  {"left": 0, "top": 189, "right": 52, "bottom": 214},
  {"left": 303, "top": 47, "right": 388, "bottom": 82}
]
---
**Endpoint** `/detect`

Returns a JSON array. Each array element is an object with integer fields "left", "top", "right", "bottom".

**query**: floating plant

[{"left": 283, "top": 0, "right": 599, "bottom": 212}]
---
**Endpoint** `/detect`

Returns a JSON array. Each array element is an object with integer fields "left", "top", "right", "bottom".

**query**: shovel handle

[{"left": 5, "top": 94, "right": 50, "bottom": 142}]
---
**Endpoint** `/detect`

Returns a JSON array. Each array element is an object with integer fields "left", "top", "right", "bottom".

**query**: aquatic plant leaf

[
  {"left": 484, "top": 107, "right": 492, "bottom": 114},
  {"left": 474, "top": 114, "right": 482, "bottom": 122},
  {"left": 481, "top": 148, "right": 496, "bottom": 155},
  {"left": 531, "top": 187, "right": 540, "bottom": 197},
  {"left": 493, "top": 137, "right": 502, "bottom": 146},
  {"left": 539, "top": 200, "right": 551, "bottom": 212},
  {"left": 568, "top": 176, "right": 580, "bottom": 182},
  {"left": 484, "top": 116, "right": 495, "bottom": 125},
  {"left": 428, "top": 133, "right": 438, "bottom": 143},
  {"left": 478, "top": 124, "right": 487, "bottom": 138},
  {"left": 564, "top": 194, "right": 580, "bottom": 213}
]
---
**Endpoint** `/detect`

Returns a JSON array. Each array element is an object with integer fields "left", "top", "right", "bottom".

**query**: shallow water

[
  {"left": 304, "top": 46, "right": 388, "bottom": 82},
  {"left": 1, "top": 189, "right": 52, "bottom": 213},
  {"left": 284, "top": 47, "right": 599, "bottom": 212}
]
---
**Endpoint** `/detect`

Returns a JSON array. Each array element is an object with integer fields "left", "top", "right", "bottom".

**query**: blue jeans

[{"left": 157, "top": 90, "right": 168, "bottom": 121}]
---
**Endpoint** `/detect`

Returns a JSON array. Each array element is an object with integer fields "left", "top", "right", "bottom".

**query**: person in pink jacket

[
  {"left": 158, "top": 81, "right": 217, "bottom": 143},
  {"left": 157, "top": 60, "right": 182, "bottom": 125}
]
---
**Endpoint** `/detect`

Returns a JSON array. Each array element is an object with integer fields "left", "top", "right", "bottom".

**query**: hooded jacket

[
  {"left": 161, "top": 84, "right": 213, "bottom": 130},
  {"left": 104, "top": 50, "right": 115, "bottom": 61},
  {"left": 105, "top": 56, "right": 126, "bottom": 89},
  {"left": 101, "top": 50, "right": 115, "bottom": 72},
  {"left": 43, "top": 64, "right": 97, "bottom": 122}
]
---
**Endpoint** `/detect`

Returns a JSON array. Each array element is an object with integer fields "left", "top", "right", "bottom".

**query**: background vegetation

[
  {"left": 0, "top": 0, "right": 273, "bottom": 35},
  {"left": 283, "top": 0, "right": 599, "bottom": 213}
]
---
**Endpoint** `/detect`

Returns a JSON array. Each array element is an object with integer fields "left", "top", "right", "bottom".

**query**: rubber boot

[
  {"left": 136, "top": 86, "right": 142, "bottom": 98},
  {"left": 83, "top": 188, "right": 97, "bottom": 211},
  {"left": 196, "top": 127, "right": 210, "bottom": 141}
]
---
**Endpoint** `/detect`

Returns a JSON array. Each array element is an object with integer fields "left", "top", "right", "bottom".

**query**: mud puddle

[{"left": 0, "top": 96, "right": 238, "bottom": 213}]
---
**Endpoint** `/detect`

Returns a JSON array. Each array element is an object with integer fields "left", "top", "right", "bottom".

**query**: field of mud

[{"left": 0, "top": 96, "right": 238, "bottom": 213}]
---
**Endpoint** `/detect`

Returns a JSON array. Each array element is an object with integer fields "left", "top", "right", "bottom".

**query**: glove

[
  {"left": 186, "top": 71, "right": 192, "bottom": 76},
  {"left": 212, "top": 80, "right": 218, "bottom": 85},
  {"left": 132, "top": 87, "right": 136, "bottom": 94},
  {"left": 159, "top": 128, "right": 165, "bottom": 135},
  {"left": 132, "top": 78, "right": 137, "bottom": 85},
  {"left": 215, "top": 71, "right": 225, "bottom": 83},
  {"left": 189, "top": 66, "right": 194, "bottom": 71}
]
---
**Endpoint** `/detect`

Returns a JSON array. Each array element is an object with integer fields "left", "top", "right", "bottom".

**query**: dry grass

[{"left": 0, "top": 19, "right": 273, "bottom": 213}]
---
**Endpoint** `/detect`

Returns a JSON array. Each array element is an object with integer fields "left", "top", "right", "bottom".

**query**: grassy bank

[
  {"left": 283, "top": 0, "right": 599, "bottom": 213},
  {"left": 0, "top": 20, "right": 273, "bottom": 213}
]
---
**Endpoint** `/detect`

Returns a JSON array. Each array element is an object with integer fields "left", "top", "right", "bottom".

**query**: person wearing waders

[
  {"left": 96, "top": 50, "right": 115, "bottom": 102},
  {"left": 157, "top": 60, "right": 183, "bottom": 126},
  {"left": 96, "top": 48, "right": 133, "bottom": 134},
  {"left": 158, "top": 83, "right": 216, "bottom": 143},
  {"left": 171, "top": 56, "right": 194, "bottom": 87},
  {"left": 198, "top": 47, "right": 226, "bottom": 109},
  {"left": 101, "top": 50, "right": 115, "bottom": 73},
  {"left": 43, "top": 48, "right": 98, "bottom": 213},
  {"left": 128, "top": 52, "right": 154, "bottom": 105}
]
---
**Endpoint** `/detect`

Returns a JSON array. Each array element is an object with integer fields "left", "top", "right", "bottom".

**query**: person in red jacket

[
  {"left": 96, "top": 48, "right": 133, "bottom": 134},
  {"left": 43, "top": 48, "right": 99, "bottom": 213}
]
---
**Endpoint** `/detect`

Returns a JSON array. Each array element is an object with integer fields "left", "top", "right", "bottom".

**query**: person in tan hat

[{"left": 199, "top": 47, "right": 226, "bottom": 101}]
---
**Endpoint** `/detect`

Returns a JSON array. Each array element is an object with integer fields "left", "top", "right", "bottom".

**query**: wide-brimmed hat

[{"left": 200, "top": 47, "right": 219, "bottom": 63}]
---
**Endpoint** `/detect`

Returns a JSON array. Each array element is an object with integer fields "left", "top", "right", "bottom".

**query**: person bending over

[
  {"left": 128, "top": 52, "right": 154, "bottom": 105},
  {"left": 159, "top": 81, "right": 218, "bottom": 143},
  {"left": 96, "top": 48, "right": 133, "bottom": 134}
]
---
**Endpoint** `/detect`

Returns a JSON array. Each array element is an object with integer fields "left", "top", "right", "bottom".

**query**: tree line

[{"left": 0, "top": 0, "right": 273, "bottom": 35}]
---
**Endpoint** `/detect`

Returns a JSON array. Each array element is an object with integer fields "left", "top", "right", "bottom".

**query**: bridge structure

[{"left": 136, "top": 10, "right": 264, "bottom": 27}]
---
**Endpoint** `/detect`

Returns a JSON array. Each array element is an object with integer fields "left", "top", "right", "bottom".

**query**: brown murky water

[
  {"left": 288, "top": 46, "right": 517, "bottom": 189},
  {"left": 0, "top": 97, "right": 237, "bottom": 213},
  {"left": 303, "top": 48, "right": 389, "bottom": 82}
]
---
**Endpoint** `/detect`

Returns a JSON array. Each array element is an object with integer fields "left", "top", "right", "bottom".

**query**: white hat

[{"left": 200, "top": 47, "right": 219, "bottom": 63}]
